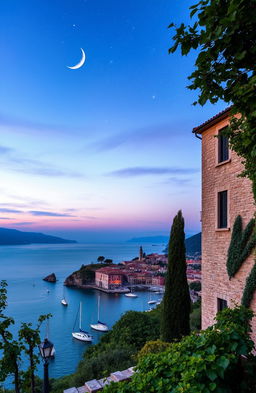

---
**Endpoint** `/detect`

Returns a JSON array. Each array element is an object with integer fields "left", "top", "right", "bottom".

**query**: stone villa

[{"left": 193, "top": 108, "right": 256, "bottom": 341}]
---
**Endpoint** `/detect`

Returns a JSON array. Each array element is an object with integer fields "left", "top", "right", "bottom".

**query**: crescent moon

[{"left": 67, "top": 48, "right": 86, "bottom": 70}]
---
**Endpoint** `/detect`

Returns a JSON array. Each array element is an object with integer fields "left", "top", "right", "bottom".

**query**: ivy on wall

[
  {"left": 227, "top": 215, "right": 256, "bottom": 307},
  {"left": 241, "top": 263, "right": 256, "bottom": 308},
  {"left": 227, "top": 215, "right": 256, "bottom": 279}
]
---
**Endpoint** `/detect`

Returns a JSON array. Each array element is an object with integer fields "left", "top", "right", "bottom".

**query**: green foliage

[
  {"left": 97, "top": 256, "right": 105, "bottom": 263},
  {"left": 69, "top": 263, "right": 111, "bottom": 283},
  {"left": 161, "top": 210, "right": 191, "bottom": 341},
  {"left": 105, "top": 259, "right": 113, "bottom": 264},
  {"left": 136, "top": 340, "right": 171, "bottom": 361},
  {"left": 242, "top": 263, "right": 256, "bottom": 308},
  {"left": 0, "top": 281, "right": 51, "bottom": 393},
  {"left": 103, "top": 306, "right": 256, "bottom": 393},
  {"left": 227, "top": 216, "right": 256, "bottom": 278},
  {"left": 190, "top": 300, "right": 201, "bottom": 331},
  {"left": 85, "top": 310, "right": 160, "bottom": 359},
  {"left": 189, "top": 281, "right": 201, "bottom": 291},
  {"left": 50, "top": 310, "right": 160, "bottom": 393},
  {"left": 169, "top": 0, "right": 256, "bottom": 201}
]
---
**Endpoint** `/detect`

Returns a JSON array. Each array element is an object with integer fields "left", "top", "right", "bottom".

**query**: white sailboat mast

[
  {"left": 79, "top": 302, "right": 82, "bottom": 330},
  {"left": 98, "top": 295, "right": 100, "bottom": 321}
]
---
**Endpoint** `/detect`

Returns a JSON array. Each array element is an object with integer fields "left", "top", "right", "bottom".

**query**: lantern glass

[{"left": 39, "top": 338, "right": 54, "bottom": 360}]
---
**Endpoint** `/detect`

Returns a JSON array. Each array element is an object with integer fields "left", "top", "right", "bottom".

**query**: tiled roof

[
  {"left": 96, "top": 267, "right": 124, "bottom": 274},
  {"left": 192, "top": 106, "right": 233, "bottom": 134}
]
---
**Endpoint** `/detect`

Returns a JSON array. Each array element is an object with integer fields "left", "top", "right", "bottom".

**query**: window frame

[
  {"left": 217, "top": 297, "right": 228, "bottom": 312},
  {"left": 217, "top": 190, "right": 228, "bottom": 229},
  {"left": 218, "top": 127, "right": 229, "bottom": 163}
]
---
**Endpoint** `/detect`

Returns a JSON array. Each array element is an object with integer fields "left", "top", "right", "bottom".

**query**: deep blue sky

[{"left": 0, "top": 0, "right": 225, "bottom": 242}]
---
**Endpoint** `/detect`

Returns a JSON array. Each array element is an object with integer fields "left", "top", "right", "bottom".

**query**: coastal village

[
  {"left": 64, "top": 245, "right": 202, "bottom": 302},
  {"left": 1, "top": 1, "right": 255, "bottom": 392}
]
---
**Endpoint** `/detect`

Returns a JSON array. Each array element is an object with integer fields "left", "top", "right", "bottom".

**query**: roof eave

[{"left": 192, "top": 106, "right": 232, "bottom": 135}]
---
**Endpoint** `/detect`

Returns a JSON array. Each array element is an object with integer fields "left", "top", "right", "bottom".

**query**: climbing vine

[
  {"left": 227, "top": 215, "right": 256, "bottom": 307},
  {"left": 241, "top": 263, "right": 256, "bottom": 308},
  {"left": 227, "top": 215, "right": 256, "bottom": 279}
]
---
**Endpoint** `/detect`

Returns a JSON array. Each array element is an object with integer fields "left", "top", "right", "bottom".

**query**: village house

[
  {"left": 151, "top": 275, "right": 165, "bottom": 286},
  {"left": 193, "top": 108, "right": 256, "bottom": 341},
  {"left": 95, "top": 267, "right": 124, "bottom": 290}
]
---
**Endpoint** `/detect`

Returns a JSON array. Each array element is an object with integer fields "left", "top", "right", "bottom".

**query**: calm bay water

[{"left": 0, "top": 242, "right": 164, "bottom": 385}]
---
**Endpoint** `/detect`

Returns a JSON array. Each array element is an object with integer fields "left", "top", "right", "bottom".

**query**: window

[
  {"left": 218, "top": 127, "right": 229, "bottom": 163},
  {"left": 217, "top": 298, "right": 227, "bottom": 312},
  {"left": 218, "top": 190, "right": 228, "bottom": 228}
]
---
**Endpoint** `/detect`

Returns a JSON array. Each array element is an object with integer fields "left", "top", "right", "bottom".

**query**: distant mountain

[
  {"left": 185, "top": 232, "right": 201, "bottom": 256},
  {"left": 162, "top": 232, "right": 201, "bottom": 257},
  {"left": 0, "top": 227, "right": 77, "bottom": 246},
  {"left": 128, "top": 236, "right": 169, "bottom": 243}
]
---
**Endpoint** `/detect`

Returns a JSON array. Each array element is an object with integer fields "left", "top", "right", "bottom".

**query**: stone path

[{"left": 63, "top": 367, "right": 135, "bottom": 393}]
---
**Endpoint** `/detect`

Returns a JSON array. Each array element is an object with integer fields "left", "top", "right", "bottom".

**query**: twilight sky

[{"left": 0, "top": 0, "right": 226, "bottom": 242}]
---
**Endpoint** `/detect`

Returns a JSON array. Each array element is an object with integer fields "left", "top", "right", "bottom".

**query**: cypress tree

[{"left": 160, "top": 210, "right": 191, "bottom": 342}]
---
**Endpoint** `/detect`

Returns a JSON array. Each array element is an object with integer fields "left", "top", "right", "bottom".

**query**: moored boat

[
  {"left": 125, "top": 292, "right": 137, "bottom": 298},
  {"left": 90, "top": 295, "right": 109, "bottom": 332},
  {"left": 72, "top": 302, "right": 93, "bottom": 342}
]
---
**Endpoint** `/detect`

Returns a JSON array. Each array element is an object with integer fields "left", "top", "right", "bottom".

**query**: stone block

[
  {"left": 120, "top": 368, "right": 134, "bottom": 379},
  {"left": 98, "top": 377, "right": 112, "bottom": 388},
  {"left": 63, "top": 388, "right": 78, "bottom": 393},
  {"left": 85, "top": 379, "right": 102, "bottom": 392},
  {"left": 110, "top": 371, "right": 130, "bottom": 382},
  {"left": 77, "top": 387, "right": 88, "bottom": 393}
]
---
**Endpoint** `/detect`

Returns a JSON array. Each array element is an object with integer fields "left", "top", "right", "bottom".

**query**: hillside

[
  {"left": 0, "top": 227, "right": 77, "bottom": 245},
  {"left": 185, "top": 232, "right": 201, "bottom": 256},
  {"left": 163, "top": 232, "right": 201, "bottom": 256}
]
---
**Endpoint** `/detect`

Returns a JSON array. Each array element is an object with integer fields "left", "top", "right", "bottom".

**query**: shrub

[
  {"left": 137, "top": 340, "right": 171, "bottom": 361},
  {"left": 189, "top": 281, "right": 201, "bottom": 292}
]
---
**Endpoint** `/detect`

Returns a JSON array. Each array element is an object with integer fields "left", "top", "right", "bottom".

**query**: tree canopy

[{"left": 169, "top": 0, "right": 256, "bottom": 201}]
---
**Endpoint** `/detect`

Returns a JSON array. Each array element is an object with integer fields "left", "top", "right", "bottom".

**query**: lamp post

[{"left": 39, "top": 338, "right": 54, "bottom": 393}]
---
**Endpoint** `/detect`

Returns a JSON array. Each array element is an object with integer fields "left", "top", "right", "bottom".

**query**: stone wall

[{"left": 201, "top": 117, "right": 256, "bottom": 341}]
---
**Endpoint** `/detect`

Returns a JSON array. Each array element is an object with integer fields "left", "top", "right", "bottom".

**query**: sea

[{"left": 0, "top": 242, "right": 165, "bottom": 387}]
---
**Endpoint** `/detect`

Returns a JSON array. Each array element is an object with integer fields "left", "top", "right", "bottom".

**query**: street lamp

[{"left": 39, "top": 338, "right": 54, "bottom": 393}]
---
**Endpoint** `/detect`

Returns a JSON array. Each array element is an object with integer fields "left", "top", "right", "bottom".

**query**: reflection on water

[{"left": 0, "top": 242, "right": 164, "bottom": 383}]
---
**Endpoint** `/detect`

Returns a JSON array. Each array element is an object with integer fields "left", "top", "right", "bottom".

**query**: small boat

[
  {"left": 125, "top": 292, "right": 137, "bottom": 298},
  {"left": 148, "top": 300, "right": 157, "bottom": 305},
  {"left": 72, "top": 302, "right": 93, "bottom": 342},
  {"left": 61, "top": 287, "right": 68, "bottom": 306},
  {"left": 61, "top": 298, "right": 68, "bottom": 306},
  {"left": 125, "top": 285, "right": 138, "bottom": 298},
  {"left": 90, "top": 295, "right": 109, "bottom": 332},
  {"left": 148, "top": 293, "right": 157, "bottom": 305}
]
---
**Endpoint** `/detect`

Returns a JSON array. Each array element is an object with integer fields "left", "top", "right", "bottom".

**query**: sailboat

[
  {"left": 125, "top": 291, "right": 137, "bottom": 298},
  {"left": 148, "top": 292, "right": 157, "bottom": 305},
  {"left": 61, "top": 287, "right": 68, "bottom": 306},
  {"left": 125, "top": 284, "right": 138, "bottom": 298},
  {"left": 90, "top": 295, "right": 109, "bottom": 332},
  {"left": 72, "top": 302, "right": 93, "bottom": 342}
]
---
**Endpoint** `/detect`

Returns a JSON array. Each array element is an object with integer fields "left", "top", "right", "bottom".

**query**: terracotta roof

[
  {"left": 96, "top": 267, "right": 124, "bottom": 275},
  {"left": 192, "top": 106, "right": 233, "bottom": 134}
]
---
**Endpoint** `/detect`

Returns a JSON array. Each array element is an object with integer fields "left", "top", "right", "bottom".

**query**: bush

[
  {"left": 137, "top": 340, "right": 171, "bottom": 361},
  {"left": 189, "top": 281, "right": 201, "bottom": 292},
  {"left": 190, "top": 300, "right": 201, "bottom": 331},
  {"left": 103, "top": 306, "right": 256, "bottom": 393}
]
